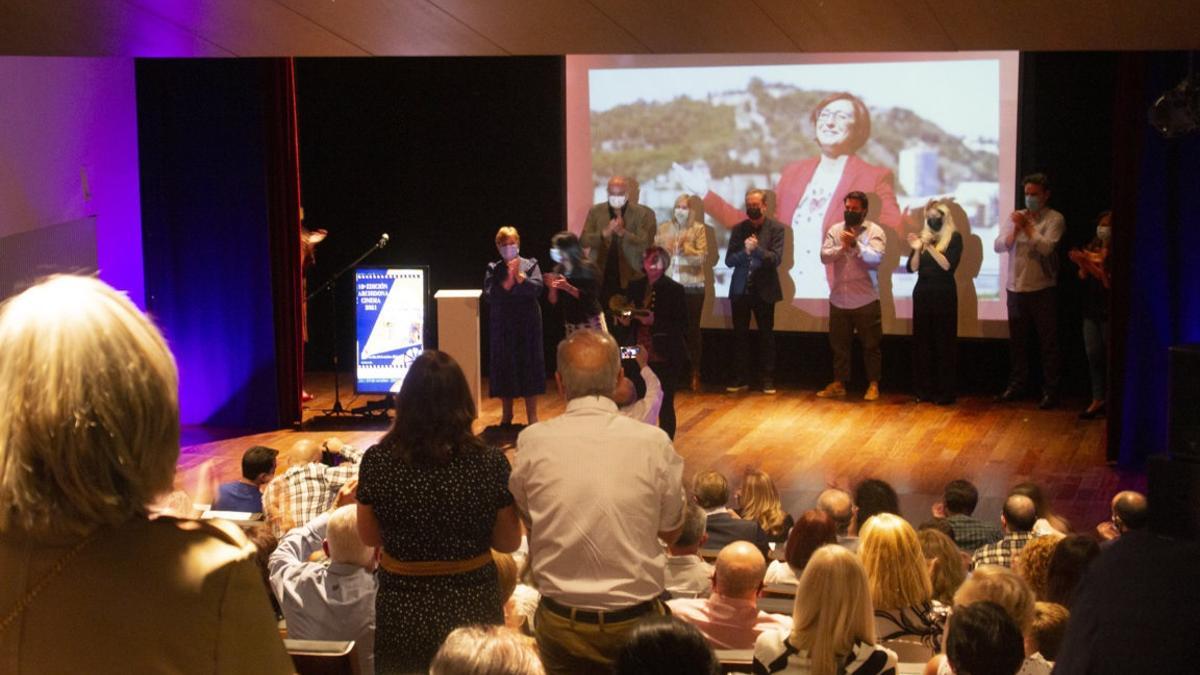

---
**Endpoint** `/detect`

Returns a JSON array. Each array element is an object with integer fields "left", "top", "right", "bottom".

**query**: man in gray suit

[{"left": 580, "top": 175, "right": 656, "bottom": 309}]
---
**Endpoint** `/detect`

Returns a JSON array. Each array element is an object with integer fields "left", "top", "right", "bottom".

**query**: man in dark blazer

[
  {"left": 692, "top": 470, "right": 770, "bottom": 559},
  {"left": 725, "top": 189, "right": 786, "bottom": 393},
  {"left": 622, "top": 246, "right": 689, "bottom": 438}
]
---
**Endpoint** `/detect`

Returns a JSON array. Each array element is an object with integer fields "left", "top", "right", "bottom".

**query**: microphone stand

[{"left": 307, "top": 235, "right": 389, "bottom": 419}]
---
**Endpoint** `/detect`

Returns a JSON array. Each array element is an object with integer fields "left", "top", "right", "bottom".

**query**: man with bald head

[
  {"left": 971, "top": 493, "right": 1038, "bottom": 568},
  {"left": 262, "top": 436, "right": 362, "bottom": 536},
  {"left": 1097, "top": 490, "right": 1149, "bottom": 541},
  {"left": 816, "top": 488, "right": 860, "bottom": 551},
  {"left": 667, "top": 541, "right": 792, "bottom": 649},
  {"left": 580, "top": 175, "right": 656, "bottom": 308},
  {"left": 511, "top": 329, "right": 686, "bottom": 675}
]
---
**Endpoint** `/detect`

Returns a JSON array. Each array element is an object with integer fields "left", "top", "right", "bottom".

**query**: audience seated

[
  {"left": 736, "top": 469, "right": 795, "bottom": 544},
  {"left": 494, "top": 550, "right": 541, "bottom": 635},
  {"left": 1054, "top": 530, "right": 1200, "bottom": 674},
  {"left": 1012, "top": 532, "right": 1063, "bottom": 600},
  {"left": 934, "top": 601, "right": 1025, "bottom": 675},
  {"left": 262, "top": 437, "right": 363, "bottom": 536},
  {"left": 693, "top": 469, "right": 770, "bottom": 558},
  {"left": 665, "top": 502, "right": 715, "bottom": 597},
  {"left": 1010, "top": 482, "right": 1069, "bottom": 536},
  {"left": 612, "top": 616, "right": 720, "bottom": 675},
  {"left": 669, "top": 541, "right": 792, "bottom": 649},
  {"left": 430, "top": 625, "right": 545, "bottom": 675},
  {"left": 1095, "top": 489, "right": 1148, "bottom": 542},
  {"left": 0, "top": 276, "right": 292, "bottom": 673},
  {"left": 765, "top": 508, "right": 837, "bottom": 585},
  {"left": 1043, "top": 534, "right": 1099, "bottom": 608},
  {"left": 917, "top": 527, "right": 966, "bottom": 605},
  {"left": 948, "top": 565, "right": 1047, "bottom": 675},
  {"left": 971, "top": 494, "right": 1037, "bottom": 569},
  {"left": 933, "top": 479, "right": 1003, "bottom": 551},
  {"left": 816, "top": 488, "right": 859, "bottom": 551},
  {"left": 853, "top": 479, "right": 900, "bottom": 525},
  {"left": 212, "top": 445, "right": 278, "bottom": 513},
  {"left": 1026, "top": 601, "right": 1068, "bottom": 662},
  {"left": 858, "top": 513, "right": 947, "bottom": 656},
  {"left": 754, "top": 545, "right": 898, "bottom": 675},
  {"left": 269, "top": 505, "right": 378, "bottom": 675}
]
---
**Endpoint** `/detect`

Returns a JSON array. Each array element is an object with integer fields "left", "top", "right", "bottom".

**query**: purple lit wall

[{"left": 0, "top": 57, "right": 144, "bottom": 306}]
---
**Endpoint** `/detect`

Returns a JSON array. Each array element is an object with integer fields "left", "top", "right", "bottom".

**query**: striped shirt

[
  {"left": 753, "top": 630, "right": 897, "bottom": 674},
  {"left": 262, "top": 445, "right": 363, "bottom": 536},
  {"left": 971, "top": 531, "right": 1035, "bottom": 569}
]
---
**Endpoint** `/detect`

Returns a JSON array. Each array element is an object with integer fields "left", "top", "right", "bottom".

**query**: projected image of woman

[
  {"left": 907, "top": 200, "right": 963, "bottom": 405},
  {"left": 675, "top": 92, "right": 901, "bottom": 301},
  {"left": 483, "top": 226, "right": 545, "bottom": 426}
]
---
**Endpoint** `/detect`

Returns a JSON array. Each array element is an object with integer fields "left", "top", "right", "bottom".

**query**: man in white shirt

[
  {"left": 668, "top": 541, "right": 792, "bottom": 649},
  {"left": 268, "top": 505, "right": 378, "bottom": 675},
  {"left": 665, "top": 502, "right": 713, "bottom": 597},
  {"left": 817, "top": 191, "right": 887, "bottom": 401},
  {"left": 510, "top": 329, "right": 687, "bottom": 675},
  {"left": 994, "top": 172, "right": 1066, "bottom": 409},
  {"left": 614, "top": 346, "right": 664, "bottom": 426}
]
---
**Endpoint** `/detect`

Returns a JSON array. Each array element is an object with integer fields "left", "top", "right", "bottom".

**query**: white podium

[{"left": 434, "top": 289, "right": 483, "bottom": 411}]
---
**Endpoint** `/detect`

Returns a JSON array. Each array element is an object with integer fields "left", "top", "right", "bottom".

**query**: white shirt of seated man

[
  {"left": 268, "top": 505, "right": 379, "bottom": 675},
  {"left": 511, "top": 329, "right": 686, "bottom": 611},
  {"left": 614, "top": 347, "right": 663, "bottom": 426}
]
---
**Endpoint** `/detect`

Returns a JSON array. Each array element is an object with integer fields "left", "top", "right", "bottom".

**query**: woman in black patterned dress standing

[{"left": 357, "top": 350, "right": 523, "bottom": 673}]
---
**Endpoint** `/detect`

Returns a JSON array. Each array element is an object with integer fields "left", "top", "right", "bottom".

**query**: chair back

[{"left": 285, "top": 639, "right": 359, "bottom": 675}]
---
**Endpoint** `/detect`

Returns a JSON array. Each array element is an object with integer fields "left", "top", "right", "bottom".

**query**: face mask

[
  {"left": 674, "top": 208, "right": 689, "bottom": 225},
  {"left": 746, "top": 207, "right": 763, "bottom": 220},
  {"left": 549, "top": 248, "right": 564, "bottom": 264},
  {"left": 1025, "top": 195, "right": 1042, "bottom": 212},
  {"left": 927, "top": 216, "right": 944, "bottom": 231},
  {"left": 1097, "top": 225, "right": 1111, "bottom": 242},
  {"left": 844, "top": 210, "right": 865, "bottom": 227},
  {"left": 608, "top": 194, "right": 627, "bottom": 209},
  {"left": 499, "top": 244, "right": 519, "bottom": 261}
]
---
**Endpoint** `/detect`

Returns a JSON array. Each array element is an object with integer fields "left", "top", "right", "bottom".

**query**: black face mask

[
  {"left": 927, "top": 216, "right": 944, "bottom": 231},
  {"left": 843, "top": 210, "right": 865, "bottom": 227},
  {"left": 746, "top": 207, "right": 763, "bottom": 220}
]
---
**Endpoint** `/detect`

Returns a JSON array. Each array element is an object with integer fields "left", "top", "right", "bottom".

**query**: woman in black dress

[
  {"left": 484, "top": 226, "right": 545, "bottom": 426},
  {"left": 906, "top": 200, "right": 963, "bottom": 405},
  {"left": 1068, "top": 211, "right": 1111, "bottom": 419},
  {"left": 544, "top": 231, "right": 605, "bottom": 335},
  {"left": 357, "top": 350, "right": 523, "bottom": 673}
]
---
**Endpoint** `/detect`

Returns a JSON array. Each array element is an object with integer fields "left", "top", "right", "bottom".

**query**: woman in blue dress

[{"left": 483, "top": 226, "right": 545, "bottom": 426}]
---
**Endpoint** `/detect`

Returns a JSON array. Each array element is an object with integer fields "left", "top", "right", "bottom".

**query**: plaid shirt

[
  {"left": 971, "top": 531, "right": 1035, "bottom": 569},
  {"left": 946, "top": 513, "right": 1004, "bottom": 552},
  {"left": 263, "top": 445, "right": 363, "bottom": 536}
]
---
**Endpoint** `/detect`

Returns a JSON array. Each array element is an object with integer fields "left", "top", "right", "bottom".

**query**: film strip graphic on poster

[{"left": 355, "top": 267, "right": 426, "bottom": 394}]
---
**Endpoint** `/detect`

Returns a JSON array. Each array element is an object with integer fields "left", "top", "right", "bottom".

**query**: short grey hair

[
  {"left": 430, "top": 625, "right": 545, "bottom": 675},
  {"left": 675, "top": 503, "right": 708, "bottom": 549},
  {"left": 556, "top": 329, "right": 620, "bottom": 400}
]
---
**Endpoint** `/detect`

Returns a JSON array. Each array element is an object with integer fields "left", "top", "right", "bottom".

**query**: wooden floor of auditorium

[{"left": 177, "top": 372, "right": 1144, "bottom": 530}]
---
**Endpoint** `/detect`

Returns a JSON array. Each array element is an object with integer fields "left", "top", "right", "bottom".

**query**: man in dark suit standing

[
  {"left": 725, "top": 189, "right": 786, "bottom": 394},
  {"left": 693, "top": 470, "right": 770, "bottom": 559},
  {"left": 621, "top": 246, "right": 689, "bottom": 438}
]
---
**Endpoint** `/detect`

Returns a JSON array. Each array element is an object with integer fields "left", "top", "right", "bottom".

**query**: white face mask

[
  {"left": 608, "top": 194, "right": 627, "bottom": 209},
  {"left": 499, "top": 244, "right": 519, "bottom": 261},
  {"left": 674, "top": 208, "right": 689, "bottom": 224},
  {"left": 1096, "top": 225, "right": 1111, "bottom": 242},
  {"left": 549, "top": 248, "right": 564, "bottom": 264}
]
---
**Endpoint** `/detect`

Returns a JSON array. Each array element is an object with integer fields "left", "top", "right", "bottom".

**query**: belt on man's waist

[
  {"left": 378, "top": 550, "right": 492, "bottom": 576},
  {"left": 539, "top": 596, "right": 660, "bottom": 624}
]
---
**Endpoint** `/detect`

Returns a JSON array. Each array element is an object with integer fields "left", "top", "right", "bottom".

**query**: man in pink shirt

[{"left": 667, "top": 541, "right": 792, "bottom": 650}]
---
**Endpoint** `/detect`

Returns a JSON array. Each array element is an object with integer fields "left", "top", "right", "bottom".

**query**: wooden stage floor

[{"left": 176, "top": 372, "right": 1144, "bottom": 532}]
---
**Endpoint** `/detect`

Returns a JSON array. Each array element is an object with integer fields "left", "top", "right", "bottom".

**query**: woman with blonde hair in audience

[
  {"left": 737, "top": 468, "right": 795, "bottom": 543},
  {"left": 356, "top": 350, "right": 523, "bottom": 672},
  {"left": 430, "top": 624, "right": 545, "bottom": 675},
  {"left": 858, "top": 514, "right": 947, "bottom": 656},
  {"left": 754, "top": 545, "right": 898, "bottom": 675},
  {"left": 1013, "top": 532, "right": 1063, "bottom": 600},
  {"left": 0, "top": 276, "right": 292, "bottom": 673},
  {"left": 764, "top": 508, "right": 837, "bottom": 585},
  {"left": 928, "top": 565, "right": 1051, "bottom": 675},
  {"left": 918, "top": 527, "right": 966, "bottom": 605}
]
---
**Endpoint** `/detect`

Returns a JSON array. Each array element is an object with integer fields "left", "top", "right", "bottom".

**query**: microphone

[{"left": 378, "top": 233, "right": 390, "bottom": 249}]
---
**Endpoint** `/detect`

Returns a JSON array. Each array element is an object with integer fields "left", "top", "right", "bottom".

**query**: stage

[{"left": 176, "top": 372, "right": 1143, "bottom": 531}]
